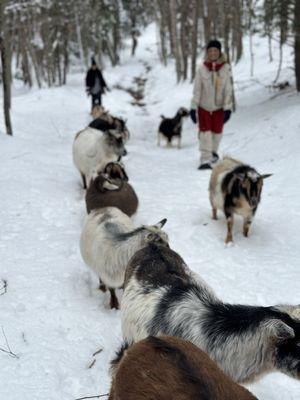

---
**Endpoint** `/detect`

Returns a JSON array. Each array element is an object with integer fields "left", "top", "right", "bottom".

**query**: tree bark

[
  {"left": 190, "top": 0, "right": 200, "bottom": 81},
  {"left": 0, "top": 1, "right": 13, "bottom": 135},
  {"left": 295, "top": 0, "right": 300, "bottom": 91}
]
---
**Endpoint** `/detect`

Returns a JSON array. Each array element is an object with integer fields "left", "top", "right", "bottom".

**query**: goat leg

[
  {"left": 225, "top": 215, "right": 234, "bottom": 243},
  {"left": 81, "top": 173, "right": 87, "bottom": 190},
  {"left": 243, "top": 217, "right": 252, "bottom": 238},
  {"left": 99, "top": 278, "right": 107, "bottom": 292},
  {"left": 212, "top": 207, "right": 218, "bottom": 220},
  {"left": 109, "top": 288, "right": 119, "bottom": 310}
]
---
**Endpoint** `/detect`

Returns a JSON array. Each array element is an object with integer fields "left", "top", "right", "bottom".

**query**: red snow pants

[{"left": 197, "top": 108, "right": 224, "bottom": 134}]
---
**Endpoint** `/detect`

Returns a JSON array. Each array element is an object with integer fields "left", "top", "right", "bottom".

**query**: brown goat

[
  {"left": 109, "top": 336, "right": 258, "bottom": 400},
  {"left": 85, "top": 173, "right": 138, "bottom": 216}
]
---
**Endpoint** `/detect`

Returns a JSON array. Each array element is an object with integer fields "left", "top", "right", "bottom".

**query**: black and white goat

[
  {"left": 121, "top": 242, "right": 300, "bottom": 383},
  {"left": 80, "top": 208, "right": 168, "bottom": 309},
  {"left": 157, "top": 107, "right": 189, "bottom": 149},
  {"left": 209, "top": 156, "right": 272, "bottom": 243}
]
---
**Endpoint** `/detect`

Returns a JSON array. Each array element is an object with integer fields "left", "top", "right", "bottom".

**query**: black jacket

[{"left": 86, "top": 68, "right": 107, "bottom": 93}]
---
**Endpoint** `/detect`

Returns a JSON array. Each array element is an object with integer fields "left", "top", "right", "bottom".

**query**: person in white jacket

[{"left": 190, "top": 40, "right": 233, "bottom": 170}]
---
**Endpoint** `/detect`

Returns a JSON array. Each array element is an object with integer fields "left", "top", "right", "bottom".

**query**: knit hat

[
  {"left": 91, "top": 57, "right": 97, "bottom": 66},
  {"left": 206, "top": 40, "right": 222, "bottom": 52}
]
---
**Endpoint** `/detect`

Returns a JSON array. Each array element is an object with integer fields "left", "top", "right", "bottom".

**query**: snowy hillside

[{"left": 0, "top": 25, "right": 300, "bottom": 400}]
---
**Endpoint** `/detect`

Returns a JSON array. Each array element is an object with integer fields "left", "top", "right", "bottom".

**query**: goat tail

[
  {"left": 160, "top": 114, "right": 165, "bottom": 119},
  {"left": 110, "top": 341, "right": 130, "bottom": 376}
]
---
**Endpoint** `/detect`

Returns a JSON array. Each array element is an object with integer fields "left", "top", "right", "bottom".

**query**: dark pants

[{"left": 91, "top": 93, "right": 102, "bottom": 107}]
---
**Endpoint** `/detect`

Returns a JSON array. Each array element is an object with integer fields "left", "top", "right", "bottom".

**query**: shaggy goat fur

[
  {"left": 72, "top": 127, "right": 126, "bottom": 189},
  {"left": 80, "top": 209, "right": 168, "bottom": 309},
  {"left": 121, "top": 243, "right": 300, "bottom": 383}
]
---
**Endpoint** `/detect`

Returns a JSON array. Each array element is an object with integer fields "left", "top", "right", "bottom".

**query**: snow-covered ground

[{"left": 0, "top": 25, "right": 299, "bottom": 399}]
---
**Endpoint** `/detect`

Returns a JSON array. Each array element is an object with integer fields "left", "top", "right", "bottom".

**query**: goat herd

[{"left": 72, "top": 105, "right": 299, "bottom": 399}]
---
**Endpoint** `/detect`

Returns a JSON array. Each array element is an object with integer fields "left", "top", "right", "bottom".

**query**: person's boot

[
  {"left": 198, "top": 163, "right": 212, "bottom": 170},
  {"left": 212, "top": 152, "right": 219, "bottom": 163}
]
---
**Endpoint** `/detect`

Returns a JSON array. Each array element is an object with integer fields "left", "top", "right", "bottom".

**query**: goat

[
  {"left": 121, "top": 242, "right": 300, "bottom": 383},
  {"left": 103, "top": 161, "right": 128, "bottom": 181},
  {"left": 85, "top": 171, "right": 138, "bottom": 216},
  {"left": 109, "top": 336, "right": 258, "bottom": 400},
  {"left": 80, "top": 208, "right": 168, "bottom": 309},
  {"left": 157, "top": 107, "right": 189, "bottom": 149},
  {"left": 209, "top": 156, "right": 272, "bottom": 243},
  {"left": 89, "top": 116, "right": 130, "bottom": 143},
  {"left": 73, "top": 127, "right": 126, "bottom": 189}
]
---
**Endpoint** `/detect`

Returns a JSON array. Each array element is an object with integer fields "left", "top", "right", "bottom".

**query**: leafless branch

[
  {"left": 0, "top": 279, "right": 7, "bottom": 295},
  {"left": 74, "top": 394, "right": 108, "bottom": 400},
  {"left": 0, "top": 326, "right": 19, "bottom": 359},
  {"left": 87, "top": 359, "right": 96, "bottom": 369},
  {"left": 92, "top": 348, "right": 103, "bottom": 357}
]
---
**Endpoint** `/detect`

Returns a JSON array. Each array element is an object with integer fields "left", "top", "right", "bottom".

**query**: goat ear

[
  {"left": 268, "top": 319, "right": 295, "bottom": 341},
  {"left": 103, "top": 180, "right": 119, "bottom": 191},
  {"left": 154, "top": 218, "right": 167, "bottom": 229},
  {"left": 122, "top": 167, "right": 129, "bottom": 181},
  {"left": 261, "top": 173, "right": 273, "bottom": 179}
]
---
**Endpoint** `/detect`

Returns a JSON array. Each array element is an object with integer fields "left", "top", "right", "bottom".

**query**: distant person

[
  {"left": 190, "top": 40, "right": 233, "bottom": 170},
  {"left": 86, "top": 57, "right": 108, "bottom": 110}
]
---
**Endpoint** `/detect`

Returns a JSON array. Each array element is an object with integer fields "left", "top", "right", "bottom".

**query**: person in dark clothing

[{"left": 86, "top": 58, "right": 108, "bottom": 109}]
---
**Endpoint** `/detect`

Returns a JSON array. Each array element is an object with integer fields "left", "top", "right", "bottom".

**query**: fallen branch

[
  {"left": 0, "top": 279, "right": 7, "bottom": 295},
  {"left": 0, "top": 326, "right": 19, "bottom": 359},
  {"left": 87, "top": 359, "right": 96, "bottom": 369},
  {"left": 75, "top": 394, "right": 108, "bottom": 400},
  {"left": 92, "top": 348, "right": 103, "bottom": 357}
]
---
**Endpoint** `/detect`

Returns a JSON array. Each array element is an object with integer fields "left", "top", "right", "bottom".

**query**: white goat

[
  {"left": 80, "top": 207, "right": 168, "bottom": 309},
  {"left": 72, "top": 127, "right": 126, "bottom": 189}
]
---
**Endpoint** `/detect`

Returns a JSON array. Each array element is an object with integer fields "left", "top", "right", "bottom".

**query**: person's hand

[
  {"left": 224, "top": 109, "right": 231, "bottom": 123},
  {"left": 190, "top": 109, "right": 197, "bottom": 124}
]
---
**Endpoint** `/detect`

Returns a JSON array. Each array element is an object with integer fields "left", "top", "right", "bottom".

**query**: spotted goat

[{"left": 209, "top": 156, "right": 272, "bottom": 243}]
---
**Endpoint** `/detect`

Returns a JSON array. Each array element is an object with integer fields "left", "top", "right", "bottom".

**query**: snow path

[{"left": 0, "top": 25, "right": 300, "bottom": 399}]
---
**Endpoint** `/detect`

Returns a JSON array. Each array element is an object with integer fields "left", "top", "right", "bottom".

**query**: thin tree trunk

[
  {"left": 74, "top": 3, "right": 85, "bottom": 70},
  {"left": 0, "top": 0, "right": 13, "bottom": 135},
  {"left": 190, "top": 0, "right": 200, "bottom": 81},
  {"left": 295, "top": 0, "right": 300, "bottom": 91},
  {"left": 169, "top": 0, "right": 182, "bottom": 82}
]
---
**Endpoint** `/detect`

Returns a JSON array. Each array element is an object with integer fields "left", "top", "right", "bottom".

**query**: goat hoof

[
  {"left": 99, "top": 284, "right": 107, "bottom": 292},
  {"left": 110, "top": 299, "right": 119, "bottom": 310}
]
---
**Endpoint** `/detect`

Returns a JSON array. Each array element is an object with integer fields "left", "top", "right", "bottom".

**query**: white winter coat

[{"left": 191, "top": 56, "right": 233, "bottom": 112}]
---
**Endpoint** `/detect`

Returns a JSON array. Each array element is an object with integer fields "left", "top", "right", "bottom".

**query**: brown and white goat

[
  {"left": 158, "top": 107, "right": 189, "bottom": 149},
  {"left": 109, "top": 336, "right": 258, "bottom": 400},
  {"left": 209, "top": 156, "right": 272, "bottom": 243},
  {"left": 85, "top": 163, "right": 138, "bottom": 216}
]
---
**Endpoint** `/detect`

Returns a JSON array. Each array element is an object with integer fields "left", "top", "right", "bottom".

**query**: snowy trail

[{"left": 1, "top": 25, "right": 300, "bottom": 399}]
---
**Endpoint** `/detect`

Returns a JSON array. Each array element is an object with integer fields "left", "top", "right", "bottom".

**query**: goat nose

[{"left": 123, "top": 148, "right": 128, "bottom": 156}]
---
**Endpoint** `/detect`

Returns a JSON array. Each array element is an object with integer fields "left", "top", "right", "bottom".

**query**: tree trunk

[
  {"left": 190, "top": 0, "right": 200, "bottom": 81},
  {"left": 180, "top": 0, "right": 189, "bottom": 80},
  {"left": 0, "top": 1, "right": 13, "bottom": 135},
  {"left": 169, "top": 0, "right": 182, "bottom": 82},
  {"left": 295, "top": 0, "right": 300, "bottom": 91}
]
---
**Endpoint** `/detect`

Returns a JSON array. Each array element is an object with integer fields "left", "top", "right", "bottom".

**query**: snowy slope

[{"left": 0, "top": 24, "right": 300, "bottom": 399}]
